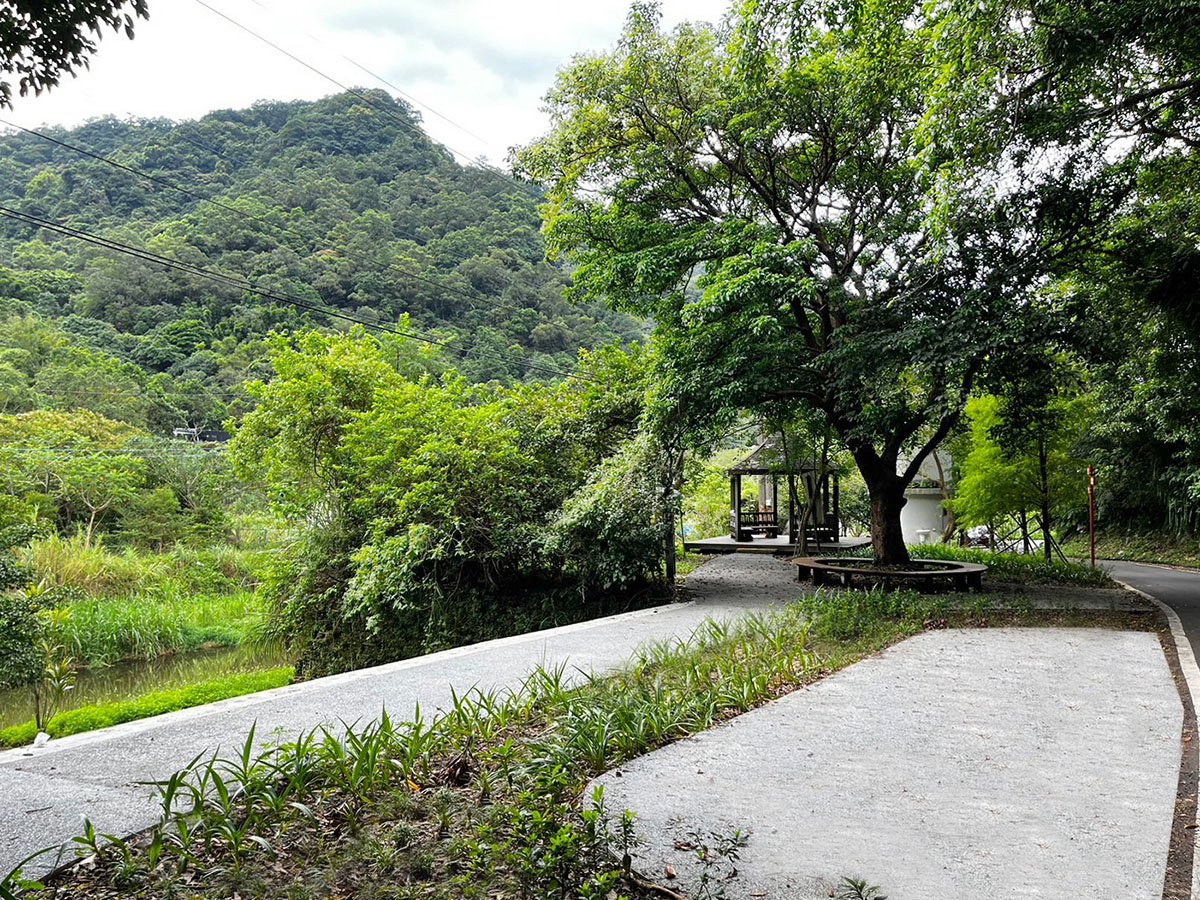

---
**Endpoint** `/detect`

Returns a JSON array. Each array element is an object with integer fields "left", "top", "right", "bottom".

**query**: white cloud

[{"left": 5, "top": 0, "right": 729, "bottom": 165}]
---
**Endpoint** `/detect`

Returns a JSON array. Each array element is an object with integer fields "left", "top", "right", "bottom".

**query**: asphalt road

[{"left": 1106, "top": 560, "right": 1200, "bottom": 657}]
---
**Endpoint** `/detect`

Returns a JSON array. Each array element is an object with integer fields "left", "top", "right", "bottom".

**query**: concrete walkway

[
  {"left": 2, "top": 555, "right": 1188, "bottom": 895},
  {"left": 0, "top": 554, "right": 803, "bottom": 874},
  {"left": 593, "top": 626, "right": 1181, "bottom": 899}
]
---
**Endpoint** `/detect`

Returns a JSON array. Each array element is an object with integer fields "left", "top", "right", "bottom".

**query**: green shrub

[
  {"left": 907, "top": 545, "right": 1111, "bottom": 586},
  {"left": 0, "top": 593, "right": 40, "bottom": 689},
  {"left": 119, "top": 487, "right": 190, "bottom": 551},
  {"left": 545, "top": 435, "right": 668, "bottom": 593},
  {"left": 0, "top": 523, "right": 35, "bottom": 593}
]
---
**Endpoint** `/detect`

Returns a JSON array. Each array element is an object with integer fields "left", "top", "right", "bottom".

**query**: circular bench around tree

[{"left": 788, "top": 557, "right": 987, "bottom": 592}]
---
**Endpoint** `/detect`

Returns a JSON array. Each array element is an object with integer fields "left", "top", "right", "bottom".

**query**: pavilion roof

[{"left": 727, "top": 437, "right": 829, "bottom": 476}]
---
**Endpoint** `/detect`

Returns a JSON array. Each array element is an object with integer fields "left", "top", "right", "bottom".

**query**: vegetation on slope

[{"left": 0, "top": 90, "right": 642, "bottom": 420}]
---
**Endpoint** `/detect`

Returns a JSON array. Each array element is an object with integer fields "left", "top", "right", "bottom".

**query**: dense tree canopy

[
  {"left": 519, "top": 0, "right": 1105, "bottom": 562},
  {"left": 0, "top": 91, "right": 643, "bottom": 416},
  {"left": 943, "top": 0, "right": 1200, "bottom": 534}
]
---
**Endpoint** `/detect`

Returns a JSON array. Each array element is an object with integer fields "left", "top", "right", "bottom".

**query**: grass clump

[
  {"left": 13, "top": 589, "right": 1102, "bottom": 900},
  {"left": 62, "top": 589, "right": 266, "bottom": 668},
  {"left": 10, "top": 533, "right": 271, "bottom": 668},
  {"left": 1060, "top": 530, "right": 1200, "bottom": 569},
  {"left": 0, "top": 668, "right": 293, "bottom": 749},
  {"left": 19, "top": 534, "right": 266, "bottom": 599}
]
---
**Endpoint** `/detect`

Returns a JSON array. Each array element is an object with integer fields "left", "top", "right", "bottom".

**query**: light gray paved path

[
  {"left": 593, "top": 627, "right": 1181, "bottom": 899},
  {"left": 0, "top": 554, "right": 802, "bottom": 874}
]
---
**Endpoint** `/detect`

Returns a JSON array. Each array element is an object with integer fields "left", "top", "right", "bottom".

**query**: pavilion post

[
  {"left": 832, "top": 475, "right": 841, "bottom": 540},
  {"left": 788, "top": 474, "right": 797, "bottom": 543},
  {"left": 730, "top": 474, "right": 738, "bottom": 539}
]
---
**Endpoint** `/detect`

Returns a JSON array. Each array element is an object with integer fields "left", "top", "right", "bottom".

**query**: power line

[
  {"left": 244, "top": 0, "right": 495, "bottom": 152},
  {"left": 0, "top": 116, "right": 496, "bottom": 310},
  {"left": 190, "top": 0, "right": 536, "bottom": 201},
  {"left": 0, "top": 206, "right": 591, "bottom": 382},
  {"left": 0, "top": 446, "right": 223, "bottom": 457},
  {"left": 0, "top": 113, "right": 565, "bottom": 325}
]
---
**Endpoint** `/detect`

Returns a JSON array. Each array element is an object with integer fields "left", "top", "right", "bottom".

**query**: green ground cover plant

[
  {"left": 0, "top": 667, "right": 293, "bottom": 749},
  {"left": 8, "top": 588, "right": 1149, "bottom": 899},
  {"left": 1061, "top": 531, "right": 1200, "bottom": 570}
]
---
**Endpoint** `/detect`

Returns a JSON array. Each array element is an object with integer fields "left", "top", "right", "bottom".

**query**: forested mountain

[{"left": 0, "top": 90, "right": 643, "bottom": 430}]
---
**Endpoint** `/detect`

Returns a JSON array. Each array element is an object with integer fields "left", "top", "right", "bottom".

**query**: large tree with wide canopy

[{"left": 519, "top": 0, "right": 1110, "bottom": 563}]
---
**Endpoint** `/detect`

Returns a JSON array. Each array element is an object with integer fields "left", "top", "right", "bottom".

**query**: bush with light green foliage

[{"left": 233, "top": 332, "right": 665, "bottom": 677}]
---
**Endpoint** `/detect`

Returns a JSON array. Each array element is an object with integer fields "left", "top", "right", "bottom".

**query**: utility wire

[
  {"left": 0, "top": 448, "right": 223, "bottom": 457},
  {"left": 0, "top": 206, "right": 592, "bottom": 382},
  {"left": 0, "top": 115, "right": 544, "bottom": 320},
  {"left": 244, "top": 0, "right": 495, "bottom": 151},
  {"left": 190, "top": 0, "right": 537, "bottom": 202},
  {"left": 0, "top": 113, "right": 570, "bottom": 326}
]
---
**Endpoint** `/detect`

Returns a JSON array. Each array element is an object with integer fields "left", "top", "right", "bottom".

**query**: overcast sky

[{"left": 5, "top": 0, "right": 729, "bottom": 165}]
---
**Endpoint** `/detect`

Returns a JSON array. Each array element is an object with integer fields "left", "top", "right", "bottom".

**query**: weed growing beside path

[{"left": 6, "top": 589, "right": 1153, "bottom": 900}]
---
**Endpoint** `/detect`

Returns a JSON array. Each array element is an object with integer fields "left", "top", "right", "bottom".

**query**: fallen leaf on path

[{"left": 665, "top": 864, "right": 677, "bottom": 879}]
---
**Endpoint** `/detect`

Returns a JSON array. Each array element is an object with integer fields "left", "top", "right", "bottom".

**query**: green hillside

[{"left": 0, "top": 90, "right": 642, "bottom": 430}]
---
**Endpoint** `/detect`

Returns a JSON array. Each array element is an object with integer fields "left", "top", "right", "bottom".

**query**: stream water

[{"left": 0, "top": 643, "right": 289, "bottom": 730}]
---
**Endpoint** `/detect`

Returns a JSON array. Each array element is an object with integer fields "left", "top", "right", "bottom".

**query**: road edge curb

[{"left": 1115, "top": 577, "right": 1200, "bottom": 900}]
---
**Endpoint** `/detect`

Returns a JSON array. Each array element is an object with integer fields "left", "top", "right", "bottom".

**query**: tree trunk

[
  {"left": 1037, "top": 433, "right": 1052, "bottom": 564},
  {"left": 663, "top": 447, "right": 684, "bottom": 584},
  {"left": 665, "top": 524, "right": 677, "bottom": 583},
  {"left": 868, "top": 488, "right": 909, "bottom": 564},
  {"left": 852, "top": 449, "right": 910, "bottom": 564}
]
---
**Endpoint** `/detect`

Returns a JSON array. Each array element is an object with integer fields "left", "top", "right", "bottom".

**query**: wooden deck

[{"left": 683, "top": 535, "right": 872, "bottom": 555}]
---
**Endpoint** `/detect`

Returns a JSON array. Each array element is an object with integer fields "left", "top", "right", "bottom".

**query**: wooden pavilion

[{"left": 727, "top": 438, "right": 840, "bottom": 544}]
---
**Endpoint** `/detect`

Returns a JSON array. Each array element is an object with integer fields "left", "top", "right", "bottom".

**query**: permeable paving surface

[{"left": 592, "top": 627, "right": 1180, "bottom": 899}]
